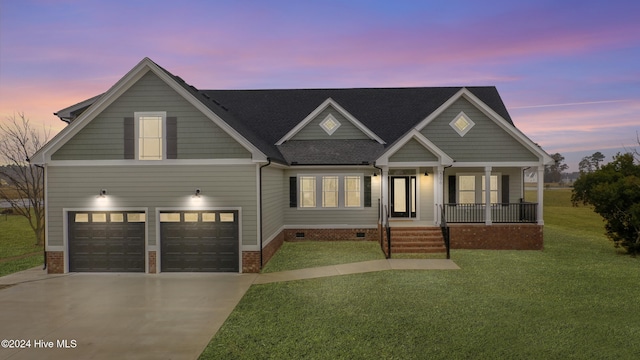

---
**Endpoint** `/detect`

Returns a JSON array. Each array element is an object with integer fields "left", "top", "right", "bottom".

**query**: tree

[
  {"left": 544, "top": 153, "right": 569, "bottom": 183},
  {"left": 579, "top": 151, "right": 607, "bottom": 174},
  {"left": 0, "top": 113, "right": 49, "bottom": 246},
  {"left": 572, "top": 152, "right": 640, "bottom": 255}
]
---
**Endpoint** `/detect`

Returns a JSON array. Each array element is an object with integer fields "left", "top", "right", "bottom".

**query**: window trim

[
  {"left": 297, "top": 174, "right": 364, "bottom": 210},
  {"left": 134, "top": 111, "right": 167, "bottom": 161},
  {"left": 449, "top": 111, "right": 475, "bottom": 137}
]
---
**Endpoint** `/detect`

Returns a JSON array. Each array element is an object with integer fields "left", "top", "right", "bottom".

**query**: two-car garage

[{"left": 67, "top": 210, "right": 239, "bottom": 273}]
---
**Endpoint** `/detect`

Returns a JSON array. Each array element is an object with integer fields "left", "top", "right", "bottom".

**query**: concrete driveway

[{"left": 0, "top": 268, "right": 257, "bottom": 360}]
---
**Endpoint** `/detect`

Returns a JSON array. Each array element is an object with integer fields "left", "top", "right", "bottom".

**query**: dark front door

[
  {"left": 160, "top": 210, "right": 239, "bottom": 272},
  {"left": 68, "top": 211, "right": 146, "bottom": 272},
  {"left": 390, "top": 176, "right": 416, "bottom": 218}
]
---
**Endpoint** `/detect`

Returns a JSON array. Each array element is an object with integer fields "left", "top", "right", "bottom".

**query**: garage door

[
  {"left": 160, "top": 210, "right": 239, "bottom": 272},
  {"left": 68, "top": 211, "right": 146, "bottom": 272}
]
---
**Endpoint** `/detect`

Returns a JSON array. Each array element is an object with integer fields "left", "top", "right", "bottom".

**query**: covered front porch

[{"left": 376, "top": 164, "right": 546, "bottom": 256}]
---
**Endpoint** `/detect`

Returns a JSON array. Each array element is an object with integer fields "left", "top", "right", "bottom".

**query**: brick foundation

[
  {"left": 263, "top": 231, "right": 284, "bottom": 266},
  {"left": 148, "top": 251, "right": 157, "bottom": 274},
  {"left": 46, "top": 251, "right": 64, "bottom": 274},
  {"left": 242, "top": 251, "right": 261, "bottom": 273},
  {"left": 284, "top": 228, "right": 379, "bottom": 242},
  {"left": 449, "top": 224, "right": 543, "bottom": 250}
]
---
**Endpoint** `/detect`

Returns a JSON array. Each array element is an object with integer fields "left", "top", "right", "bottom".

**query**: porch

[{"left": 442, "top": 201, "right": 538, "bottom": 223}]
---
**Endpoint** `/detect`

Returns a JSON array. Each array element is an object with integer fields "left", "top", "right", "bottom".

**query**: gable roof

[{"left": 40, "top": 58, "right": 547, "bottom": 166}]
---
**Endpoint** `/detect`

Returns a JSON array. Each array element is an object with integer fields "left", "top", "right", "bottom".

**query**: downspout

[
  {"left": 32, "top": 163, "right": 46, "bottom": 270},
  {"left": 258, "top": 158, "right": 271, "bottom": 270}
]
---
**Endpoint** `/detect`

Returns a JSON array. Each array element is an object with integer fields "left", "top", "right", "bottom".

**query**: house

[{"left": 31, "top": 58, "right": 553, "bottom": 274}]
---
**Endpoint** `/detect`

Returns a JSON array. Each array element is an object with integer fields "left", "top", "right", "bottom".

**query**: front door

[{"left": 390, "top": 176, "right": 416, "bottom": 218}]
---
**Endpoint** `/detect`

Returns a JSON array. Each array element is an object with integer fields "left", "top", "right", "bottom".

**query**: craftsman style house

[{"left": 31, "top": 58, "right": 553, "bottom": 274}]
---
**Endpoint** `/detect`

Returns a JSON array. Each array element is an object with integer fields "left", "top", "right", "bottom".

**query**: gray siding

[
  {"left": 283, "top": 169, "right": 380, "bottom": 226},
  {"left": 261, "top": 166, "right": 285, "bottom": 243},
  {"left": 419, "top": 174, "right": 435, "bottom": 222},
  {"left": 389, "top": 138, "right": 438, "bottom": 162},
  {"left": 421, "top": 98, "right": 539, "bottom": 162},
  {"left": 46, "top": 165, "right": 257, "bottom": 247},
  {"left": 52, "top": 71, "right": 251, "bottom": 160},
  {"left": 291, "top": 106, "right": 371, "bottom": 141}
]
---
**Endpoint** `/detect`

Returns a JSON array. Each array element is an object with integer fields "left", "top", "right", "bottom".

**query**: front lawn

[
  {"left": 200, "top": 190, "right": 640, "bottom": 359},
  {"left": 0, "top": 214, "right": 44, "bottom": 276},
  {"left": 262, "top": 241, "right": 385, "bottom": 273}
]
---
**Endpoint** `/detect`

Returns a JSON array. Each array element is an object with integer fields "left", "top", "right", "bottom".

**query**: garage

[
  {"left": 68, "top": 211, "right": 146, "bottom": 272},
  {"left": 160, "top": 210, "right": 239, "bottom": 272}
]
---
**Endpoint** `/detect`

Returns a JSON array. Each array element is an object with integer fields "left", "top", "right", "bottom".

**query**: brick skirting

[
  {"left": 148, "top": 251, "right": 157, "bottom": 274},
  {"left": 46, "top": 251, "right": 64, "bottom": 274},
  {"left": 284, "top": 228, "right": 379, "bottom": 242},
  {"left": 449, "top": 224, "right": 543, "bottom": 250}
]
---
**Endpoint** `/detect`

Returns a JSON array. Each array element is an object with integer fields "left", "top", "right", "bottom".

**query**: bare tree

[{"left": 0, "top": 113, "right": 50, "bottom": 246}]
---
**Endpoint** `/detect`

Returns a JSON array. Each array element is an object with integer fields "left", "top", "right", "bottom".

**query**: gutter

[{"left": 258, "top": 158, "right": 271, "bottom": 270}]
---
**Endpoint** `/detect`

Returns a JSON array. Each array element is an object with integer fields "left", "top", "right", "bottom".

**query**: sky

[{"left": 1, "top": 0, "right": 639, "bottom": 171}]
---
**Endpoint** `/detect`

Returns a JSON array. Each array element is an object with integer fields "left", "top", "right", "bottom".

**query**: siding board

[
  {"left": 291, "top": 106, "right": 370, "bottom": 140},
  {"left": 46, "top": 165, "right": 258, "bottom": 248},
  {"left": 52, "top": 71, "right": 251, "bottom": 160}
]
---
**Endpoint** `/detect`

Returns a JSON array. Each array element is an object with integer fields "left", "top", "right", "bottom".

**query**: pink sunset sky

[{"left": 1, "top": 0, "right": 638, "bottom": 170}]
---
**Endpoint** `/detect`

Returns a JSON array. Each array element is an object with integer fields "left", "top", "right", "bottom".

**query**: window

[
  {"left": 482, "top": 175, "right": 499, "bottom": 203},
  {"left": 299, "top": 176, "right": 316, "bottom": 208},
  {"left": 344, "top": 176, "right": 361, "bottom": 207},
  {"left": 450, "top": 111, "right": 475, "bottom": 137},
  {"left": 457, "top": 174, "right": 500, "bottom": 204},
  {"left": 297, "top": 174, "right": 363, "bottom": 209},
  {"left": 136, "top": 112, "right": 165, "bottom": 160},
  {"left": 322, "top": 176, "right": 338, "bottom": 207},
  {"left": 458, "top": 175, "right": 476, "bottom": 203},
  {"left": 319, "top": 114, "right": 341, "bottom": 135}
]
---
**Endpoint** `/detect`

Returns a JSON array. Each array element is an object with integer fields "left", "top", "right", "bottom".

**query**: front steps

[{"left": 390, "top": 227, "right": 446, "bottom": 254}]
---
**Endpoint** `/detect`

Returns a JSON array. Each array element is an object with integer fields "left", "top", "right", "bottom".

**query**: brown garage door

[
  {"left": 68, "top": 211, "right": 146, "bottom": 272},
  {"left": 160, "top": 210, "right": 239, "bottom": 272}
]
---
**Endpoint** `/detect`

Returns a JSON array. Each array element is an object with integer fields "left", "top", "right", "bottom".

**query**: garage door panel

[
  {"left": 68, "top": 211, "right": 145, "bottom": 272},
  {"left": 160, "top": 210, "right": 239, "bottom": 272}
]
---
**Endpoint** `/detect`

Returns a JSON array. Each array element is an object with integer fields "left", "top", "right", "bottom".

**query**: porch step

[{"left": 390, "top": 227, "right": 446, "bottom": 254}]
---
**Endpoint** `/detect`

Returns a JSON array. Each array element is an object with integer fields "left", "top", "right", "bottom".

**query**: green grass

[
  {"left": 262, "top": 241, "right": 385, "bottom": 273},
  {"left": 0, "top": 214, "right": 44, "bottom": 277},
  {"left": 200, "top": 190, "right": 640, "bottom": 359}
]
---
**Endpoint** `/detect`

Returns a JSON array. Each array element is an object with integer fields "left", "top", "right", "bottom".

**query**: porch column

[
  {"left": 485, "top": 166, "right": 492, "bottom": 225},
  {"left": 381, "top": 166, "right": 389, "bottom": 225},
  {"left": 537, "top": 165, "right": 544, "bottom": 225},
  {"left": 435, "top": 166, "right": 444, "bottom": 225}
]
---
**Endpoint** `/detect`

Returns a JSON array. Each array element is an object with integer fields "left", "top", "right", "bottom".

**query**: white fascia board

[
  {"left": 376, "top": 129, "right": 453, "bottom": 166},
  {"left": 46, "top": 158, "right": 257, "bottom": 167},
  {"left": 275, "top": 98, "right": 385, "bottom": 145}
]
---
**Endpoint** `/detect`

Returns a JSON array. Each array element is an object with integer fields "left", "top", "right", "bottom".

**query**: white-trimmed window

[
  {"left": 450, "top": 111, "right": 475, "bottom": 137},
  {"left": 322, "top": 176, "right": 339, "bottom": 208},
  {"left": 298, "top": 174, "right": 363, "bottom": 209},
  {"left": 344, "top": 176, "right": 361, "bottom": 207},
  {"left": 457, "top": 174, "right": 500, "bottom": 204},
  {"left": 300, "top": 176, "right": 317, "bottom": 208},
  {"left": 136, "top": 111, "right": 166, "bottom": 160}
]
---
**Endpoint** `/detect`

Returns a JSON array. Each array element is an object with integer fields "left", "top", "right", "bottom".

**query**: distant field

[{"left": 0, "top": 214, "right": 43, "bottom": 276}]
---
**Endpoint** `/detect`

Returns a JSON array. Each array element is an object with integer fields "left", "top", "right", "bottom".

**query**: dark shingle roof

[
  {"left": 59, "top": 60, "right": 515, "bottom": 165},
  {"left": 278, "top": 140, "right": 386, "bottom": 165}
]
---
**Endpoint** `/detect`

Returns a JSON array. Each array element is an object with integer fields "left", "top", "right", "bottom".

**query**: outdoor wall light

[
  {"left": 423, "top": 171, "right": 429, "bottom": 176},
  {"left": 99, "top": 189, "right": 107, "bottom": 197},
  {"left": 194, "top": 188, "right": 201, "bottom": 198}
]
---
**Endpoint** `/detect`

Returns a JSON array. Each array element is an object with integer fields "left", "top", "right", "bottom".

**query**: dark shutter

[
  {"left": 448, "top": 176, "right": 456, "bottom": 204},
  {"left": 166, "top": 117, "right": 177, "bottom": 159},
  {"left": 364, "top": 176, "right": 372, "bottom": 207},
  {"left": 501, "top": 175, "right": 510, "bottom": 205},
  {"left": 289, "top": 177, "right": 297, "bottom": 207},
  {"left": 124, "top": 117, "right": 134, "bottom": 159}
]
